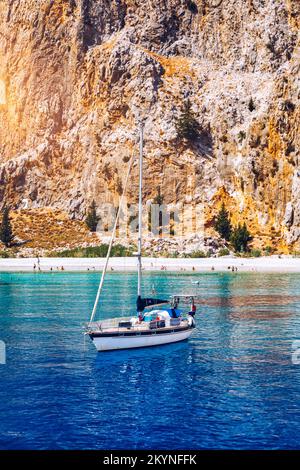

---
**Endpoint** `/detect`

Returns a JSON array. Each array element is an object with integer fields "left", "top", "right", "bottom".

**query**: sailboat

[{"left": 86, "top": 123, "right": 196, "bottom": 352}]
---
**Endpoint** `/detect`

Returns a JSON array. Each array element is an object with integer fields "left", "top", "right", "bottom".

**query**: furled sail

[{"left": 136, "top": 296, "right": 169, "bottom": 312}]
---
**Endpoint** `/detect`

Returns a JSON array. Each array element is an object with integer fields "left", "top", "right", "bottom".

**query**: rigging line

[
  {"left": 89, "top": 152, "right": 135, "bottom": 325},
  {"left": 137, "top": 123, "right": 143, "bottom": 299}
]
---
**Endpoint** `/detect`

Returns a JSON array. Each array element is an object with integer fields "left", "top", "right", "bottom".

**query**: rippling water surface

[{"left": 1, "top": 271, "right": 300, "bottom": 450}]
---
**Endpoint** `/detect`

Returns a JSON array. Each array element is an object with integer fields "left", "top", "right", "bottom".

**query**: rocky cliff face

[{"left": 0, "top": 0, "right": 299, "bottom": 251}]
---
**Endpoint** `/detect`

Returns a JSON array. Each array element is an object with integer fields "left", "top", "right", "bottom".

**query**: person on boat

[
  {"left": 170, "top": 308, "right": 177, "bottom": 318},
  {"left": 189, "top": 300, "right": 196, "bottom": 317},
  {"left": 138, "top": 313, "right": 144, "bottom": 322}
]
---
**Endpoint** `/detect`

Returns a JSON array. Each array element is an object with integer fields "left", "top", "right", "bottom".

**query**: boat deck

[{"left": 88, "top": 317, "right": 190, "bottom": 335}]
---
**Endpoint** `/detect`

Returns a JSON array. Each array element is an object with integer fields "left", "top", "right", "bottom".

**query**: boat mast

[
  {"left": 88, "top": 154, "right": 134, "bottom": 326},
  {"left": 137, "top": 122, "right": 143, "bottom": 303}
]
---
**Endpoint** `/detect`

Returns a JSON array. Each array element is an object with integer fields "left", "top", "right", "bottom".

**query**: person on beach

[{"left": 33, "top": 264, "right": 36, "bottom": 271}]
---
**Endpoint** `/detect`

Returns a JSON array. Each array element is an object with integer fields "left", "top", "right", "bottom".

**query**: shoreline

[{"left": 1, "top": 256, "right": 300, "bottom": 273}]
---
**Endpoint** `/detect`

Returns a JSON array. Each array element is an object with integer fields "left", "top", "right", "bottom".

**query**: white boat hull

[{"left": 91, "top": 327, "right": 194, "bottom": 352}]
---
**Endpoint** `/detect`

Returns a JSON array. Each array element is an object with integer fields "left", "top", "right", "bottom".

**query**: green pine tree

[
  {"left": 214, "top": 203, "right": 232, "bottom": 241},
  {"left": 186, "top": 1, "right": 198, "bottom": 14},
  {"left": 153, "top": 188, "right": 164, "bottom": 206},
  {"left": 175, "top": 99, "right": 200, "bottom": 143},
  {"left": 248, "top": 97, "right": 256, "bottom": 112},
  {"left": 85, "top": 200, "right": 99, "bottom": 232},
  {"left": 149, "top": 189, "right": 164, "bottom": 235},
  {"left": 230, "top": 222, "right": 251, "bottom": 253},
  {"left": 0, "top": 206, "right": 14, "bottom": 247}
]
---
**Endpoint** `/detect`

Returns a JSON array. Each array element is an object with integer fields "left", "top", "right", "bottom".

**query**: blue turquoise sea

[{"left": 1, "top": 271, "right": 300, "bottom": 450}]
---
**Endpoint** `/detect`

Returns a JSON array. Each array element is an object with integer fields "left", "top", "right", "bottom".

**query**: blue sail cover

[
  {"left": 166, "top": 308, "right": 182, "bottom": 318},
  {"left": 136, "top": 296, "right": 169, "bottom": 312}
]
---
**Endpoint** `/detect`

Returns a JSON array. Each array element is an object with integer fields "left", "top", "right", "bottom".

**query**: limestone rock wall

[{"left": 0, "top": 0, "right": 299, "bottom": 249}]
